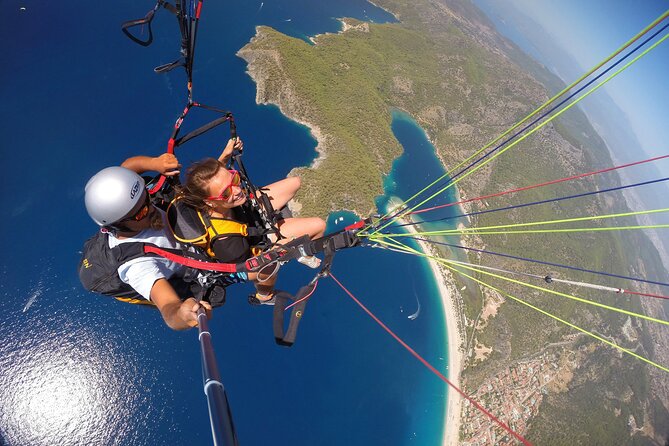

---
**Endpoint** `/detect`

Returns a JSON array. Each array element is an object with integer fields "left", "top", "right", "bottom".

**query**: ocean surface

[{"left": 0, "top": 2, "right": 453, "bottom": 445}]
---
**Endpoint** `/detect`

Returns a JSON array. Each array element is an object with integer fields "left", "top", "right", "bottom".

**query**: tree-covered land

[{"left": 238, "top": 0, "right": 669, "bottom": 443}]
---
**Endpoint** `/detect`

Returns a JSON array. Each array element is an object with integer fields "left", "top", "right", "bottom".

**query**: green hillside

[{"left": 237, "top": 0, "right": 669, "bottom": 443}]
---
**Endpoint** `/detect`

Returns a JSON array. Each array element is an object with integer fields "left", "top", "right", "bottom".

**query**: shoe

[
  {"left": 248, "top": 293, "right": 276, "bottom": 306},
  {"left": 297, "top": 255, "right": 321, "bottom": 269}
]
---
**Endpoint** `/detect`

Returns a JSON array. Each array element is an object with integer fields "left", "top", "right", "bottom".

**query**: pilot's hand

[
  {"left": 154, "top": 153, "right": 181, "bottom": 176},
  {"left": 179, "top": 298, "right": 213, "bottom": 328}
]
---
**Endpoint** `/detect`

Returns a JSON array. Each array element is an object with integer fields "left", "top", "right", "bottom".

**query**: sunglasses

[
  {"left": 207, "top": 170, "right": 241, "bottom": 201},
  {"left": 124, "top": 194, "right": 151, "bottom": 222}
]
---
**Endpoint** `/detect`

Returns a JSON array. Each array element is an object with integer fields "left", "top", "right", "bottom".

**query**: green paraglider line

[
  {"left": 367, "top": 26, "right": 669, "bottom": 236},
  {"left": 406, "top": 154, "right": 669, "bottom": 217},
  {"left": 439, "top": 259, "right": 669, "bottom": 301},
  {"left": 391, "top": 175, "right": 669, "bottom": 228},
  {"left": 369, "top": 237, "right": 669, "bottom": 326},
  {"left": 328, "top": 272, "right": 534, "bottom": 446},
  {"left": 368, "top": 238, "right": 669, "bottom": 373},
  {"left": 448, "top": 267, "right": 669, "bottom": 374},
  {"left": 399, "top": 236, "right": 669, "bottom": 288},
  {"left": 412, "top": 224, "right": 669, "bottom": 237},
  {"left": 376, "top": 207, "right": 669, "bottom": 237},
  {"left": 424, "top": 10, "right": 669, "bottom": 200}
]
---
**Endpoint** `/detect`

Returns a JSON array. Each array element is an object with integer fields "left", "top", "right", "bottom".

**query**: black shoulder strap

[{"left": 112, "top": 240, "right": 148, "bottom": 264}]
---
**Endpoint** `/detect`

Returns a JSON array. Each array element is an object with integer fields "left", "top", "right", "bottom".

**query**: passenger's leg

[
  {"left": 277, "top": 217, "right": 326, "bottom": 240},
  {"left": 246, "top": 265, "right": 279, "bottom": 302},
  {"left": 260, "top": 176, "right": 301, "bottom": 210}
]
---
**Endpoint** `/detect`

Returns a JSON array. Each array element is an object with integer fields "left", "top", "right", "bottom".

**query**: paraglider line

[
  {"left": 370, "top": 238, "right": 669, "bottom": 372},
  {"left": 404, "top": 237, "right": 669, "bottom": 288},
  {"left": 377, "top": 21, "right": 669, "bottom": 228},
  {"left": 444, "top": 264, "right": 669, "bottom": 373},
  {"left": 370, "top": 29, "right": 669, "bottom": 236},
  {"left": 329, "top": 272, "right": 533, "bottom": 446},
  {"left": 285, "top": 280, "right": 319, "bottom": 311},
  {"left": 394, "top": 176, "right": 669, "bottom": 228},
  {"left": 443, "top": 256, "right": 669, "bottom": 327},
  {"left": 444, "top": 259, "right": 669, "bottom": 301},
  {"left": 372, "top": 238, "right": 669, "bottom": 327},
  {"left": 404, "top": 223, "right": 669, "bottom": 237},
  {"left": 409, "top": 154, "right": 669, "bottom": 215},
  {"left": 379, "top": 207, "right": 669, "bottom": 236}
]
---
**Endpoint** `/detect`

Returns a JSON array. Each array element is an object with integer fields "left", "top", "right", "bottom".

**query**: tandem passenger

[{"left": 176, "top": 136, "right": 326, "bottom": 304}]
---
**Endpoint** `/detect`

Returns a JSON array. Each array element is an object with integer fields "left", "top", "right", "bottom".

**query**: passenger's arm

[
  {"left": 122, "top": 153, "right": 181, "bottom": 176},
  {"left": 150, "top": 279, "right": 211, "bottom": 330},
  {"left": 218, "top": 138, "right": 243, "bottom": 165}
]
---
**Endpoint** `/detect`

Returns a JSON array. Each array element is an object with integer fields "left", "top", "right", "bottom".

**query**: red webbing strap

[
  {"left": 144, "top": 245, "right": 240, "bottom": 273},
  {"left": 167, "top": 137, "right": 176, "bottom": 154},
  {"left": 345, "top": 220, "right": 366, "bottom": 231},
  {"left": 147, "top": 138, "right": 176, "bottom": 195},
  {"left": 147, "top": 175, "right": 167, "bottom": 195}
]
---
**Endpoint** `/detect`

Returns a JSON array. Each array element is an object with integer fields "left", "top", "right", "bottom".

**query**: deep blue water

[
  {"left": 378, "top": 110, "right": 465, "bottom": 261},
  {"left": 0, "top": 2, "right": 454, "bottom": 445},
  {"left": 379, "top": 110, "right": 461, "bottom": 226}
]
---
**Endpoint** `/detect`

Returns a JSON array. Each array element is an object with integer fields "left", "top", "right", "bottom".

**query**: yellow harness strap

[
  {"left": 167, "top": 197, "right": 250, "bottom": 258},
  {"left": 114, "top": 297, "right": 156, "bottom": 306}
]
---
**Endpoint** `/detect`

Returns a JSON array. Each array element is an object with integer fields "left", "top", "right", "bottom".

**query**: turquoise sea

[{"left": 1, "top": 2, "right": 457, "bottom": 445}]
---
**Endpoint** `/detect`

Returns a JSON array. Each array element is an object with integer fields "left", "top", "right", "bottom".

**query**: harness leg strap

[{"left": 272, "top": 284, "right": 315, "bottom": 347}]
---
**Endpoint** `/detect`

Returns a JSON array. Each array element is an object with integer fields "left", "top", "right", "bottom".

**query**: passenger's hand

[
  {"left": 233, "top": 137, "right": 243, "bottom": 152},
  {"left": 153, "top": 153, "right": 181, "bottom": 176},
  {"left": 179, "top": 298, "right": 213, "bottom": 328},
  {"left": 219, "top": 137, "right": 243, "bottom": 161}
]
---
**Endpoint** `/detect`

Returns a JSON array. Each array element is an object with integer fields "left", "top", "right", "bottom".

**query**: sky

[{"left": 509, "top": 0, "right": 669, "bottom": 157}]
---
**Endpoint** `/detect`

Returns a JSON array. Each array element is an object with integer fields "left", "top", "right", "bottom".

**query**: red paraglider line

[
  {"left": 411, "top": 154, "right": 669, "bottom": 215},
  {"left": 622, "top": 290, "right": 669, "bottom": 300},
  {"left": 329, "top": 272, "right": 532, "bottom": 446},
  {"left": 285, "top": 280, "right": 319, "bottom": 311}
]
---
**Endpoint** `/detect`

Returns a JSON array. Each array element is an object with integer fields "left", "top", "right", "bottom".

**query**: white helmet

[{"left": 85, "top": 166, "right": 146, "bottom": 226}]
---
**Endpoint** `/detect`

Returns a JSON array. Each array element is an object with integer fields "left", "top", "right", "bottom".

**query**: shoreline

[
  {"left": 237, "top": 28, "right": 329, "bottom": 171},
  {"left": 240, "top": 27, "right": 464, "bottom": 445},
  {"left": 404, "top": 223, "right": 463, "bottom": 446},
  {"left": 386, "top": 199, "right": 463, "bottom": 446}
]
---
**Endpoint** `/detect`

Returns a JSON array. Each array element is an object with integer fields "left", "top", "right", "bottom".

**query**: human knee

[
  {"left": 313, "top": 217, "right": 326, "bottom": 238},
  {"left": 286, "top": 175, "right": 301, "bottom": 194}
]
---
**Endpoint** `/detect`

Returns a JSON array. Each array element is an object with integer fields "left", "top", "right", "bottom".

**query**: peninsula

[{"left": 238, "top": 0, "right": 669, "bottom": 444}]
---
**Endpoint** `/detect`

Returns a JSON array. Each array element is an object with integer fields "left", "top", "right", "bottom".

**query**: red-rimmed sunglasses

[{"left": 207, "top": 170, "right": 241, "bottom": 201}]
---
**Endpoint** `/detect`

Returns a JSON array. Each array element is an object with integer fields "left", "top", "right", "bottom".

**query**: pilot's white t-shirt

[{"left": 108, "top": 211, "right": 188, "bottom": 300}]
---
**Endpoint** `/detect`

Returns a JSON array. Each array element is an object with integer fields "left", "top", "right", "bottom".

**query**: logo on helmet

[{"left": 130, "top": 180, "right": 140, "bottom": 199}]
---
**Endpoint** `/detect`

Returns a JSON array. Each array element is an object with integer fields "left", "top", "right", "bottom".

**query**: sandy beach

[
  {"left": 385, "top": 202, "right": 464, "bottom": 446},
  {"left": 408, "top": 229, "right": 464, "bottom": 446}
]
